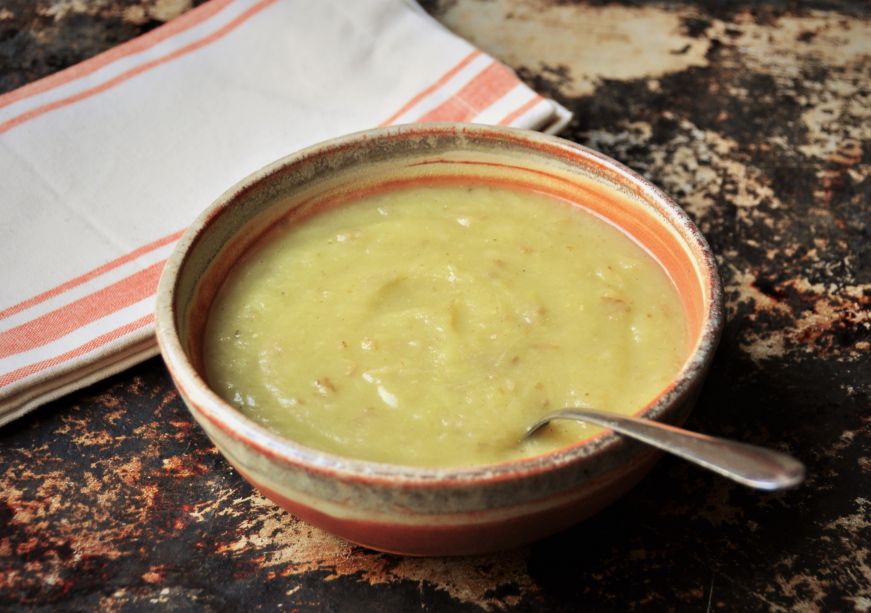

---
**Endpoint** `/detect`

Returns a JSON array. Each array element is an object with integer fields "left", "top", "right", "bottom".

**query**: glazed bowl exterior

[{"left": 154, "top": 123, "right": 723, "bottom": 556}]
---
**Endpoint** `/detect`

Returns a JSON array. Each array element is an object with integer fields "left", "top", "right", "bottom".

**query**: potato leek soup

[{"left": 203, "top": 184, "right": 689, "bottom": 467}]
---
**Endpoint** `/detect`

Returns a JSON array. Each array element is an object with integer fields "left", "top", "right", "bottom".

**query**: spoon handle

[{"left": 528, "top": 408, "right": 805, "bottom": 490}]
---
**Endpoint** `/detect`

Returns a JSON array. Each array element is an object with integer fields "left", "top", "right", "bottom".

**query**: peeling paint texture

[{"left": 1, "top": 0, "right": 869, "bottom": 610}]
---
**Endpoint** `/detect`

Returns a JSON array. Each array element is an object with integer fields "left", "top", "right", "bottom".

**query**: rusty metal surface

[{"left": 1, "top": 0, "right": 869, "bottom": 610}]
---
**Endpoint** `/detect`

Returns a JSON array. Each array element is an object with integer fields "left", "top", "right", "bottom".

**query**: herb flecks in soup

[{"left": 203, "top": 184, "right": 688, "bottom": 467}]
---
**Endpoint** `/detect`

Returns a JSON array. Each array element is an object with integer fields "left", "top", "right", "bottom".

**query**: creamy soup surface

[{"left": 203, "top": 184, "right": 688, "bottom": 467}]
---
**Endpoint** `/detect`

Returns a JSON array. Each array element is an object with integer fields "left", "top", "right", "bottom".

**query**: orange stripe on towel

[
  {"left": 416, "top": 61, "right": 518, "bottom": 123},
  {"left": 499, "top": 96, "right": 543, "bottom": 126},
  {"left": 0, "top": 314, "right": 154, "bottom": 388},
  {"left": 0, "top": 0, "right": 234, "bottom": 110},
  {"left": 0, "top": 0, "right": 277, "bottom": 134},
  {"left": 0, "top": 262, "right": 164, "bottom": 359},
  {"left": 378, "top": 50, "right": 482, "bottom": 126},
  {"left": 0, "top": 230, "right": 183, "bottom": 321}
]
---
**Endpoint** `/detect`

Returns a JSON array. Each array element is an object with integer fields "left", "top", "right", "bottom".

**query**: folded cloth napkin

[{"left": 0, "top": 0, "right": 571, "bottom": 426}]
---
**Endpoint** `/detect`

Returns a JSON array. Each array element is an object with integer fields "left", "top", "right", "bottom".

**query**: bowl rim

[{"left": 155, "top": 122, "right": 724, "bottom": 487}]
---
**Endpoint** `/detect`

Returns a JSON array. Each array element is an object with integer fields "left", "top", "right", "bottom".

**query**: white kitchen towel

[{"left": 0, "top": 0, "right": 571, "bottom": 426}]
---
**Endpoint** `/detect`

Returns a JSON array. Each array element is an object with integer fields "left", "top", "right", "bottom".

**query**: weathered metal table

[{"left": 1, "top": 1, "right": 868, "bottom": 610}]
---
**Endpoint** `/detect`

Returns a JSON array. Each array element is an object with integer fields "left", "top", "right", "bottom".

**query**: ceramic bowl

[{"left": 155, "top": 123, "right": 723, "bottom": 556}]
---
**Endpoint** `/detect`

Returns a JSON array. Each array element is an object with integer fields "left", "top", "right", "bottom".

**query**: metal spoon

[{"left": 525, "top": 408, "right": 805, "bottom": 490}]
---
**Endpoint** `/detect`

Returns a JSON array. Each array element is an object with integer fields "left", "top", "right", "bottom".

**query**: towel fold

[{"left": 0, "top": 0, "right": 570, "bottom": 426}]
